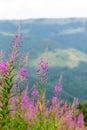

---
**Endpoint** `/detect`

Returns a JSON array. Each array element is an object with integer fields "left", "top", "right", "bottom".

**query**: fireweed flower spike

[
  {"left": 54, "top": 74, "right": 63, "bottom": 96},
  {"left": 13, "top": 34, "right": 23, "bottom": 44},
  {"left": 19, "top": 68, "right": 28, "bottom": 80},
  {"left": 38, "top": 58, "right": 48, "bottom": 72},
  {"left": 52, "top": 96, "right": 58, "bottom": 105},
  {"left": 0, "top": 62, "right": 9, "bottom": 74},
  {"left": 73, "top": 98, "right": 79, "bottom": 108},
  {"left": 10, "top": 22, "right": 23, "bottom": 63},
  {"left": 10, "top": 34, "right": 23, "bottom": 63},
  {"left": 77, "top": 113, "right": 85, "bottom": 128},
  {"left": 32, "top": 89, "right": 39, "bottom": 97},
  {"left": 37, "top": 58, "right": 48, "bottom": 84},
  {"left": 54, "top": 85, "right": 62, "bottom": 94}
]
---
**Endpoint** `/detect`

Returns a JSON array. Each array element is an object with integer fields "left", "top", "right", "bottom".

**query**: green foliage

[
  {"left": 10, "top": 118, "right": 28, "bottom": 130},
  {"left": 0, "top": 64, "right": 14, "bottom": 129},
  {"left": 79, "top": 101, "right": 87, "bottom": 125}
]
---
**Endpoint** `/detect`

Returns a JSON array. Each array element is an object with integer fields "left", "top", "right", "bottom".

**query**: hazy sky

[{"left": 0, "top": 0, "right": 87, "bottom": 19}]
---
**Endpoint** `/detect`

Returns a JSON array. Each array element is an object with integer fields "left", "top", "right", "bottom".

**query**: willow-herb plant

[
  {"left": 0, "top": 24, "right": 86, "bottom": 130},
  {"left": 0, "top": 61, "right": 15, "bottom": 129}
]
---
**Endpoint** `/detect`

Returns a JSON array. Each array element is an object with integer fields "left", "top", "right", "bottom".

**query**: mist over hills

[{"left": 0, "top": 18, "right": 87, "bottom": 102}]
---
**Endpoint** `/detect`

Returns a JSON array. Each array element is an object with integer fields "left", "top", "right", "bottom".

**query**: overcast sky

[{"left": 0, "top": 0, "right": 87, "bottom": 19}]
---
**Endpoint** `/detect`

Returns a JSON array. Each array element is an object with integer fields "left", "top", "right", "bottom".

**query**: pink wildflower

[
  {"left": 19, "top": 69, "right": 28, "bottom": 80},
  {"left": 21, "top": 90, "right": 30, "bottom": 110},
  {"left": 52, "top": 96, "right": 58, "bottom": 104},
  {"left": 54, "top": 85, "right": 62, "bottom": 94},
  {"left": 77, "top": 113, "right": 85, "bottom": 127},
  {"left": 73, "top": 98, "right": 79, "bottom": 108},
  {"left": 38, "top": 58, "right": 48, "bottom": 72},
  {"left": 13, "top": 34, "right": 23, "bottom": 44},
  {"left": 32, "top": 89, "right": 39, "bottom": 97},
  {"left": 0, "top": 62, "right": 9, "bottom": 74}
]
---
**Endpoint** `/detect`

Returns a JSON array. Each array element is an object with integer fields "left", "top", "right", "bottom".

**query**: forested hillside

[{"left": 0, "top": 18, "right": 87, "bottom": 102}]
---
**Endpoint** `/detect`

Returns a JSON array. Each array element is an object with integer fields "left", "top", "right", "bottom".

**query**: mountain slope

[{"left": 0, "top": 18, "right": 87, "bottom": 102}]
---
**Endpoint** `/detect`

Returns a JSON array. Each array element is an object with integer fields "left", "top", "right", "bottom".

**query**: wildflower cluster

[{"left": 0, "top": 31, "right": 86, "bottom": 130}]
